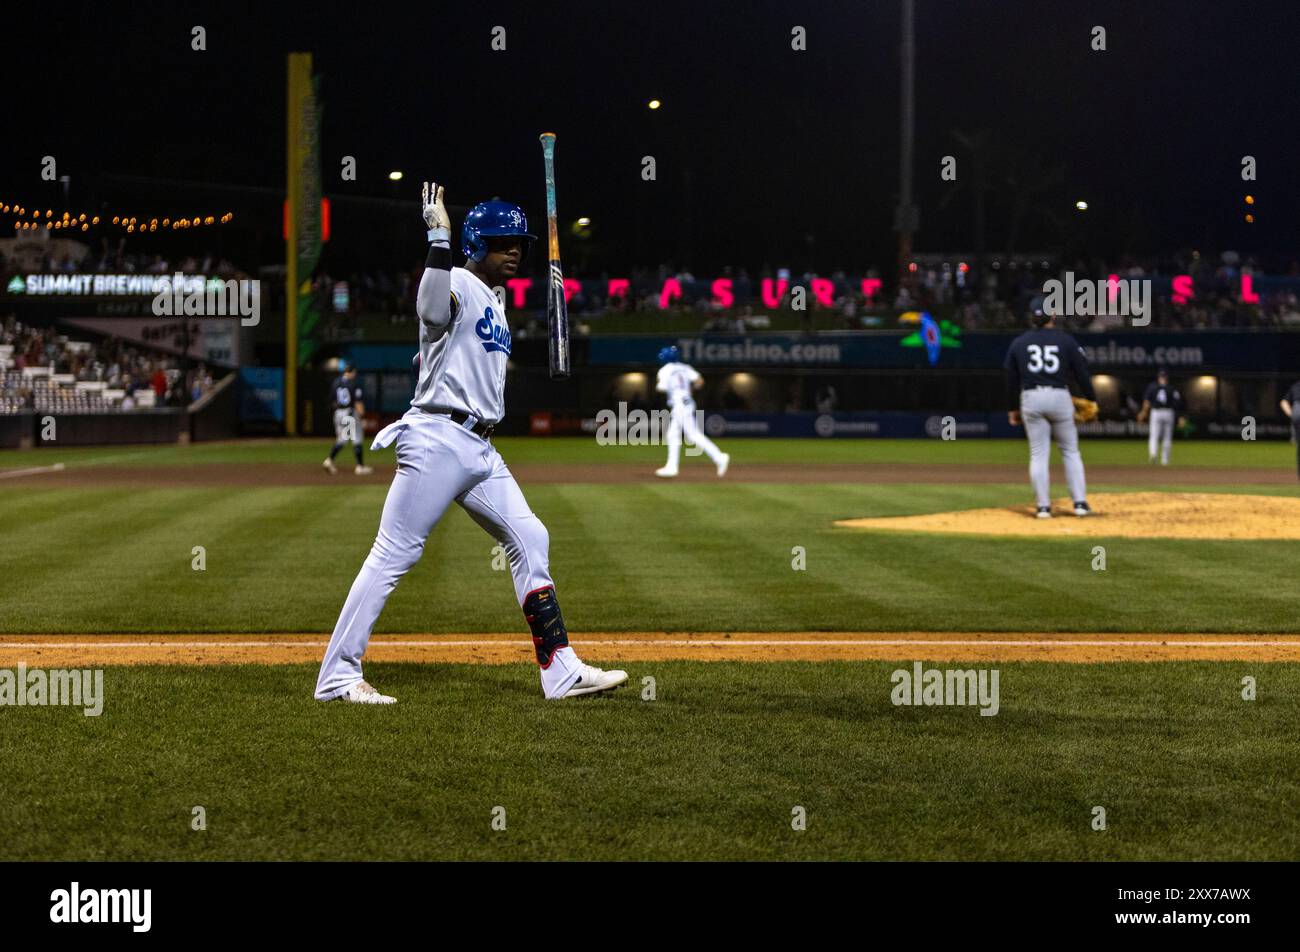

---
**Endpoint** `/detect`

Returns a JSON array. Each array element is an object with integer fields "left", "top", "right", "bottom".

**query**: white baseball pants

[
  {"left": 1020, "top": 387, "right": 1087, "bottom": 508},
  {"left": 315, "top": 410, "right": 582, "bottom": 700},
  {"left": 1148, "top": 408, "right": 1175, "bottom": 464},
  {"left": 662, "top": 401, "right": 725, "bottom": 472}
]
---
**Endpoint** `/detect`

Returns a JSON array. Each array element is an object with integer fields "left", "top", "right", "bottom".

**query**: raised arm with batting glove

[{"left": 416, "top": 181, "right": 454, "bottom": 330}]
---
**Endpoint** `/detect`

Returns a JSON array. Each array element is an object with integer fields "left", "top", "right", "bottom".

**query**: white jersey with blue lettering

[
  {"left": 656, "top": 361, "right": 700, "bottom": 409},
  {"left": 411, "top": 267, "right": 511, "bottom": 424}
]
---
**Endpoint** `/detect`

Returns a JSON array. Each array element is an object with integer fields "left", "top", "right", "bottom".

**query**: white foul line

[
  {"left": 0, "top": 463, "right": 65, "bottom": 480},
  {"left": 2, "top": 638, "right": 1299, "bottom": 649}
]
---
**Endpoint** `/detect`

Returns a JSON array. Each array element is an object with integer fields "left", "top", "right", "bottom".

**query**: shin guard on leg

[
  {"left": 524, "top": 586, "right": 570, "bottom": 666},
  {"left": 524, "top": 586, "right": 582, "bottom": 698}
]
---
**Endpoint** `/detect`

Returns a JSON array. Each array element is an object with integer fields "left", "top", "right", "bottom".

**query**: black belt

[{"left": 423, "top": 407, "right": 495, "bottom": 439}]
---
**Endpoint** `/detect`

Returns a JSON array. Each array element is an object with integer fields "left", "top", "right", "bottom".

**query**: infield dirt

[
  {"left": 836, "top": 491, "right": 1300, "bottom": 539},
  {"left": 3, "top": 631, "right": 1300, "bottom": 665}
]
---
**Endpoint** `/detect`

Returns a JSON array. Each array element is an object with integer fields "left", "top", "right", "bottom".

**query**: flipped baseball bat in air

[{"left": 539, "top": 132, "right": 571, "bottom": 379}]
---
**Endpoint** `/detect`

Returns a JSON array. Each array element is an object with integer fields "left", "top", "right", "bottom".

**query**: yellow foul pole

[{"left": 285, "top": 53, "right": 310, "bottom": 435}]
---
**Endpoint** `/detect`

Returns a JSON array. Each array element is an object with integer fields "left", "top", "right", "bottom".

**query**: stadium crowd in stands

[
  {"left": 304, "top": 253, "right": 1300, "bottom": 334},
  {"left": 4, "top": 239, "right": 1298, "bottom": 334},
  {"left": 0, "top": 316, "right": 214, "bottom": 414}
]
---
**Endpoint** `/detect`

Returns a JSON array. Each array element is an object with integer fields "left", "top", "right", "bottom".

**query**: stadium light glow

[
  {"left": 648, "top": 99, "right": 661, "bottom": 110},
  {"left": 1075, "top": 200, "right": 1088, "bottom": 211},
  {"left": 388, "top": 170, "right": 403, "bottom": 181}
]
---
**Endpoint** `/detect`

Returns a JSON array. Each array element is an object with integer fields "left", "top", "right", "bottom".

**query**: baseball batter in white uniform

[
  {"left": 315, "top": 183, "right": 628, "bottom": 704},
  {"left": 1137, "top": 368, "right": 1184, "bottom": 465},
  {"left": 654, "top": 346, "right": 730, "bottom": 478}
]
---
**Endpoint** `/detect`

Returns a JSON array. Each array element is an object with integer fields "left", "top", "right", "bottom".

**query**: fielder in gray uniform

[
  {"left": 314, "top": 182, "right": 628, "bottom": 704},
  {"left": 1003, "top": 296, "right": 1097, "bottom": 518},
  {"left": 1137, "top": 368, "right": 1184, "bottom": 465},
  {"left": 322, "top": 363, "right": 372, "bottom": 475},
  {"left": 1280, "top": 380, "right": 1300, "bottom": 480}
]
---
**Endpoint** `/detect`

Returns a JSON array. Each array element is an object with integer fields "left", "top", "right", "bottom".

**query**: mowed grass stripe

[
  {"left": 8, "top": 489, "right": 324, "bottom": 631},
  {"left": 1, "top": 487, "right": 392, "bottom": 632},
  {"left": 635, "top": 482, "right": 873, "bottom": 630},
  {"left": 542, "top": 485, "right": 668, "bottom": 623},
  {"left": 0, "top": 489, "right": 228, "bottom": 620},
  {"left": 0, "top": 490, "right": 141, "bottom": 577},
  {"left": 1113, "top": 538, "right": 1300, "bottom": 632},
  {"left": 3, "top": 481, "right": 1299, "bottom": 634}
]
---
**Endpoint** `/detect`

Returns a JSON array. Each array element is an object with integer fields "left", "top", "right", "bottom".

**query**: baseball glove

[{"left": 1072, "top": 397, "right": 1099, "bottom": 423}]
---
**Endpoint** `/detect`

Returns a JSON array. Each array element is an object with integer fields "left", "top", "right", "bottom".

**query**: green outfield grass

[
  {"left": 0, "top": 436, "right": 1295, "bottom": 468},
  {"left": 1, "top": 661, "right": 1295, "bottom": 861},
  {"left": 0, "top": 478, "right": 1298, "bottom": 633},
  {"left": 0, "top": 435, "right": 1297, "bottom": 633}
]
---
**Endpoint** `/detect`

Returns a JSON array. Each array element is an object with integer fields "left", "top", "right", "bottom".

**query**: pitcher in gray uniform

[{"left": 1003, "top": 296, "right": 1097, "bottom": 518}]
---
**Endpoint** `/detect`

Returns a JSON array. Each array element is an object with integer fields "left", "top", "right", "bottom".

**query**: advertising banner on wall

[
  {"left": 239, "top": 367, "right": 284, "bottom": 422},
  {"left": 589, "top": 331, "right": 1300, "bottom": 373}
]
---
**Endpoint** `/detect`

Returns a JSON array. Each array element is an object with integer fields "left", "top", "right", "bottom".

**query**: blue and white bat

[{"left": 539, "top": 132, "right": 570, "bottom": 379}]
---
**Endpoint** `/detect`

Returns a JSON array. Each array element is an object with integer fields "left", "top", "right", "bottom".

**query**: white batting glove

[{"left": 422, "top": 181, "right": 450, "bottom": 244}]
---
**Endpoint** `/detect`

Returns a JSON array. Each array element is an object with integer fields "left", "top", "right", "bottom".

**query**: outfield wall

[
  {"left": 0, "top": 411, "right": 33, "bottom": 449},
  {"left": 1, "top": 409, "right": 186, "bottom": 446},
  {"left": 509, "top": 409, "right": 1294, "bottom": 441}
]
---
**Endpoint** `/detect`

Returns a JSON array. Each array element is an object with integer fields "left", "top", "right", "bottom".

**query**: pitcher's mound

[{"left": 834, "top": 491, "right": 1300, "bottom": 540}]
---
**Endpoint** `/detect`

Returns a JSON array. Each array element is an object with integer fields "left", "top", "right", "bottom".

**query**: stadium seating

[{"left": 0, "top": 319, "right": 199, "bottom": 415}]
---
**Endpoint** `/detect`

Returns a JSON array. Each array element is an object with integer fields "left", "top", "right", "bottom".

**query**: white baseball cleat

[
  {"left": 716, "top": 453, "right": 730, "bottom": 477},
  {"left": 654, "top": 466, "right": 678, "bottom": 478},
  {"left": 1036, "top": 506, "right": 1052, "bottom": 519},
  {"left": 1073, "top": 500, "right": 1092, "bottom": 517},
  {"left": 355, "top": 465, "right": 374, "bottom": 475},
  {"left": 559, "top": 662, "right": 629, "bottom": 698},
  {"left": 322, "top": 458, "right": 338, "bottom": 475},
  {"left": 337, "top": 680, "right": 395, "bottom": 704}
]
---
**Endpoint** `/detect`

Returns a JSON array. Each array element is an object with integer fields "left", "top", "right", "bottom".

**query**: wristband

[
  {"left": 425, "top": 244, "right": 451, "bottom": 270},
  {"left": 427, "top": 227, "right": 450, "bottom": 243}
]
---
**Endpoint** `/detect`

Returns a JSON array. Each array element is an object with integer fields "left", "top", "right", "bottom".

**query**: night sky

[{"left": 7, "top": 0, "right": 1298, "bottom": 275}]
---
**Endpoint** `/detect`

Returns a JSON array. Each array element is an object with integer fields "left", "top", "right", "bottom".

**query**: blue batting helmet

[
  {"left": 461, "top": 200, "right": 537, "bottom": 262},
  {"left": 658, "top": 345, "right": 680, "bottom": 364}
]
